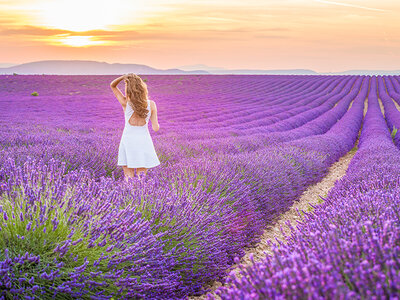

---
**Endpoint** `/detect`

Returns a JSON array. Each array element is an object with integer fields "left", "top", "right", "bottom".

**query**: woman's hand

[
  {"left": 123, "top": 73, "right": 134, "bottom": 81},
  {"left": 110, "top": 75, "right": 126, "bottom": 88},
  {"left": 111, "top": 73, "right": 134, "bottom": 87}
]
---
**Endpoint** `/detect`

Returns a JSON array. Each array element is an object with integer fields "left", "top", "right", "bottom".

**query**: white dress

[{"left": 117, "top": 99, "right": 161, "bottom": 168}]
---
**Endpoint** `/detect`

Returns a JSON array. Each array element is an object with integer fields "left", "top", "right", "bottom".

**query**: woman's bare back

[{"left": 128, "top": 112, "right": 147, "bottom": 126}]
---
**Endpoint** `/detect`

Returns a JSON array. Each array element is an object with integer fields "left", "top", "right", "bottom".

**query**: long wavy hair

[{"left": 124, "top": 74, "right": 149, "bottom": 119}]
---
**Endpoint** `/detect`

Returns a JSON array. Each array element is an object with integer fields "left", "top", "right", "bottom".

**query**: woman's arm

[
  {"left": 110, "top": 75, "right": 127, "bottom": 106},
  {"left": 150, "top": 100, "right": 160, "bottom": 132}
]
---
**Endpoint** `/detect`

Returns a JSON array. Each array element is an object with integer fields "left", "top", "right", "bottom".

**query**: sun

[
  {"left": 21, "top": 0, "right": 171, "bottom": 47},
  {"left": 56, "top": 35, "right": 106, "bottom": 47},
  {"left": 30, "top": 0, "right": 151, "bottom": 46}
]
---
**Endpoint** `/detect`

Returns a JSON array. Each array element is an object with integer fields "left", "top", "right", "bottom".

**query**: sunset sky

[{"left": 0, "top": 0, "right": 399, "bottom": 72}]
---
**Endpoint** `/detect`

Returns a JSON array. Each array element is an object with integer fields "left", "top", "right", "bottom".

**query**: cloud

[
  {"left": 0, "top": 25, "right": 247, "bottom": 42},
  {"left": 0, "top": 25, "right": 142, "bottom": 39},
  {"left": 314, "top": 0, "right": 387, "bottom": 12},
  {"left": 0, "top": 25, "right": 73, "bottom": 36}
]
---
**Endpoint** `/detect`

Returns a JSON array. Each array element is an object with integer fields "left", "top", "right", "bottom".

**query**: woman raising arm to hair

[{"left": 110, "top": 73, "right": 161, "bottom": 182}]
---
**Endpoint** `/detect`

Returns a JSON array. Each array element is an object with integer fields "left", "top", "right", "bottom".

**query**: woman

[{"left": 110, "top": 73, "right": 160, "bottom": 182}]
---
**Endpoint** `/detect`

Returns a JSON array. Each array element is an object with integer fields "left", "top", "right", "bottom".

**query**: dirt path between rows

[
  {"left": 190, "top": 99, "right": 367, "bottom": 300},
  {"left": 393, "top": 99, "right": 400, "bottom": 111},
  {"left": 232, "top": 147, "right": 357, "bottom": 264},
  {"left": 192, "top": 149, "right": 357, "bottom": 300}
]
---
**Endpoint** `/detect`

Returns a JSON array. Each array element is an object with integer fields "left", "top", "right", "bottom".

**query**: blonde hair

[{"left": 124, "top": 74, "right": 149, "bottom": 119}]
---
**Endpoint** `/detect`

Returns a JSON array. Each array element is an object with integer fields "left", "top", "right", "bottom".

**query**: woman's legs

[
  {"left": 122, "top": 166, "right": 148, "bottom": 182},
  {"left": 122, "top": 166, "right": 135, "bottom": 182},
  {"left": 136, "top": 167, "right": 148, "bottom": 180}
]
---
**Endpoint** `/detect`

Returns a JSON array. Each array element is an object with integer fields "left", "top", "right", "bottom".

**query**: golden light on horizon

[{"left": 55, "top": 35, "right": 107, "bottom": 47}]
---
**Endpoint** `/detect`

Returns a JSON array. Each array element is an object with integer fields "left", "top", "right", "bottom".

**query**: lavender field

[{"left": 1, "top": 74, "right": 400, "bottom": 299}]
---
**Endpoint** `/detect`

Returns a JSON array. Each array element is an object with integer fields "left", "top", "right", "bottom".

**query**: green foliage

[
  {"left": 0, "top": 185, "right": 126, "bottom": 298},
  {"left": 31, "top": 91, "right": 39, "bottom": 96},
  {"left": 317, "top": 195, "right": 325, "bottom": 204},
  {"left": 13, "top": 72, "right": 17, "bottom": 75},
  {"left": 391, "top": 126, "right": 398, "bottom": 141},
  {"left": 306, "top": 205, "right": 314, "bottom": 212},
  {"left": 104, "top": 164, "right": 116, "bottom": 177},
  {"left": 131, "top": 189, "right": 219, "bottom": 278},
  {"left": 350, "top": 145, "right": 358, "bottom": 153}
]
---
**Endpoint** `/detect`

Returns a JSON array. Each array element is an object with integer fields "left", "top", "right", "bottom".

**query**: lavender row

[
  {"left": 231, "top": 76, "right": 354, "bottom": 133},
  {"left": 172, "top": 76, "right": 365, "bottom": 160},
  {"left": 377, "top": 76, "right": 400, "bottom": 146},
  {"left": 183, "top": 76, "right": 355, "bottom": 139},
  {"left": 207, "top": 77, "right": 339, "bottom": 130},
  {"left": 266, "top": 75, "right": 366, "bottom": 142},
  {"left": 214, "top": 75, "right": 400, "bottom": 299},
  {"left": 387, "top": 75, "right": 400, "bottom": 103}
]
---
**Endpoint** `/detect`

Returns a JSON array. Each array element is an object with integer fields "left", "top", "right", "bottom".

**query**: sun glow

[
  {"left": 56, "top": 35, "right": 107, "bottom": 47},
  {"left": 26, "top": 0, "right": 152, "bottom": 47},
  {"left": 33, "top": 0, "right": 147, "bottom": 32}
]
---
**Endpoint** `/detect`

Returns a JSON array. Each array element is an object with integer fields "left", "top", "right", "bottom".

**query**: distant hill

[
  {"left": 0, "top": 60, "right": 209, "bottom": 75},
  {"left": 178, "top": 64, "right": 318, "bottom": 75},
  {"left": 321, "top": 70, "right": 400, "bottom": 75},
  {"left": 0, "top": 63, "right": 17, "bottom": 68},
  {"left": 0, "top": 60, "right": 318, "bottom": 75},
  {"left": 177, "top": 64, "right": 228, "bottom": 72},
  {"left": 0, "top": 60, "right": 398, "bottom": 75},
  {"left": 210, "top": 69, "right": 318, "bottom": 75}
]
